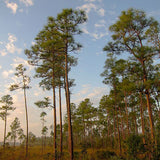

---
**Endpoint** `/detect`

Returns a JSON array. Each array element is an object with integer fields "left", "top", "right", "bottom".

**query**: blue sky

[{"left": 0, "top": 0, "right": 160, "bottom": 140}]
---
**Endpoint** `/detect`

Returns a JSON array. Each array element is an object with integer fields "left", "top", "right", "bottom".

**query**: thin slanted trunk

[
  {"left": 42, "top": 116, "right": 44, "bottom": 156},
  {"left": 119, "top": 106, "right": 124, "bottom": 140},
  {"left": 113, "top": 109, "right": 116, "bottom": 141},
  {"left": 141, "top": 60, "right": 155, "bottom": 143},
  {"left": 3, "top": 114, "right": 7, "bottom": 150},
  {"left": 52, "top": 78, "right": 57, "bottom": 160},
  {"left": 14, "top": 137, "right": 16, "bottom": 148},
  {"left": 59, "top": 84, "right": 63, "bottom": 157},
  {"left": 83, "top": 116, "right": 86, "bottom": 141},
  {"left": 113, "top": 84, "right": 121, "bottom": 155},
  {"left": 115, "top": 107, "right": 121, "bottom": 155},
  {"left": 139, "top": 92, "right": 145, "bottom": 144},
  {"left": 64, "top": 50, "right": 73, "bottom": 160},
  {"left": 124, "top": 91, "right": 130, "bottom": 136},
  {"left": 42, "top": 135, "right": 44, "bottom": 156},
  {"left": 23, "top": 87, "right": 28, "bottom": 160},
  {"left": 145, "top": 91, "right": 154, "bottom": 141},
  {"left": 107, "top": 118, "right": 110, "bottom": 139},
  {"left": 133, "top": 106, "right": 138, "bottom": 135}
]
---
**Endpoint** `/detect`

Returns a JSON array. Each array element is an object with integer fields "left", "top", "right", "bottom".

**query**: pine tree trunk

[
  {"left": 14, "top": 138, "right": 16, "bottom": 148},
  {"left": 59, "top": 84, "right": 63, "bottom": 158},
  {"left": 133, "top": 106, "right": 138, "bottom": 135},
  {"left": 124, "top": 91, "right": 130, "bottom": 137},
  {"left": 119, "top": 106, "right": 125, "bottom": 140},
  {"left": 23, "top": 87, "right": 28, "bottom": 160},
  {"left": 113, "top": 109, "right": 116, "bottom": 142},
  {"left": 140, "top": 92, "right": 145, "bottom": 144},
  {"left": 64, "top": 50, "right": 73, "bottom": 160},
  {"left": 115, "top": 107, "right": 121, "bottom": 155},
  {"left": 3, "top": 115, "right": 7, "bottom": 150},
  {"left": 52, "top": 84, "right": 57, "bottom": 160},
  {"left": 141, "top": 61, "right": 155, "bottom": 143},
  {"left": 42, "top": 118, "right": 44, "bottom": 157}
]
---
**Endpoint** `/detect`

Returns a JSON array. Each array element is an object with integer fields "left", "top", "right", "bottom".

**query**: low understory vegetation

[{"left": 0, "top": 134, "right": 160, "bottom": 160}]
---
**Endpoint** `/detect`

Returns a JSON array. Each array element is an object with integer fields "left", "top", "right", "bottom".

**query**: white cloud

[
  {"left": 84, "top": 0, "right": 96, "bottom": 2},
  {"left": 2, "top": 70, "right": 14, "bottom": 79},
  {"left": 0, "top": 49, "right": 7, "bottom": 56},
  {"left": 94, "top": 20, "right": 106, "bottom": 28},
  {"left": 19, "top": 8, "right": 24, "bottom": 12},
  {"left": 4, "top": 0, "right": 34, "bottom": 15},
  {"left": 0, "top": 33, "right": 22, "bottom": 56},
  {"left": 5, "top": 1, "right": 18, "bottom": 14},
  {"left": 8, "top": 33, "right": 17, "bottom": 43},
  {"left": 72, "top": 84, "right": 109, "bottom": 105},
  {"left": 98, "top": 8, "right": 105, "bottom": 16},
  {"left": 11, "top": 57, "right": 34, "bottom": 72},
  {"left": 6, "top": 43, "right": 16, "bottom": 54},
  {"left": 148, "top": 10, "right": 160, "bottom": 17},
  {"left": 6, "top": 33, "right": 22, "bottom": 54},
  {"left": 81, "top": 26, "right": 89, "bottom": 34},
  {"left": 31, "top": 41, "right": 36, "bottom": 45},
  {"left": 84, "top": 0, "right": 102, "bottom": 2},
  {"left": 78, "top": 3, "right": 97, "bottom": 15},
  {"left": 33, "top": 85, "right": 45, "bottom": 97},
  {"left": 78, "top": 0, "right": 105, "bottom": 17},
  {"left": 19, "top": 0, "right": 34, "bottom": 7},
  {"left": 0, "top": 66, "right": 2, "bottom": 69},
  {"left": 92, "top": 31, "right": 108, "bottom": 40}
]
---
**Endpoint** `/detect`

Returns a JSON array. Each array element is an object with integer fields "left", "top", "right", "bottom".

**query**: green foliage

[
  {"left": 7, "top": 117, "right": 24, "bottom": 146},
  {"left": 10, "top": 64, "right": 31, "bottom": 91},
  {"left": 125, "top": 134, "right": 145, "bottom": 159},
  {"left": 95, "top": 150, "right": 117, "bottom": 160}
]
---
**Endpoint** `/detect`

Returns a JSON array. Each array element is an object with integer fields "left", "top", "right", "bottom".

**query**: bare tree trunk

[
  {"left": 42, "top": 117, "right": 44, "bottom": 157},
  {"left": 59, "top": 84, "right": 63, "bottom": 158},
  {"left": 119, "top": 106, "right": 125, "bottom": 140},
  {"left": 124, "top": 91, "right": 130, "bottom": 137},
  {"left": 139, "top": 92, "right": 145, "bottom": 144},
  {"left": 3, "top": 115, "right": 7, "bottom": 150},
  {"left": 133, "top": 106, "right": 138, "bottom": 135},
  {"left": 42, "top": 135, "right": 44, "bottom": 156},
  {"left": 113, "top": 109, "right": 116, "bottom": 142},
  {"left": 52, "top": 84, "right": 57, "bottom": 160},
  {"left": 115, "top": 107, "right": 121, "bottom": 155},
  {"left": 14, "top": 138, "right": 16, "bottom": 148},
  {"left": 145, "top": 91, "right": 154, "bottom": 142},
  {"left": 141, "top": 61, "right": 155, "bottom": 143},
  {"left": 23, "top": 88, "right": 28, "bottom": 160},
  {"left": 64, "top": 50, "right": 73, "bottom": 160}
]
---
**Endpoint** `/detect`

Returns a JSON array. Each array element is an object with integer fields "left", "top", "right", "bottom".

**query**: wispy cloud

[
  {"left": 0, "top": 33, "right": 22, "bottom": 56},
  {"left": 5, "top": 1, "right": 18, "bottom": 14},
  {"left": 4, "top": 0, "right": 34, "bottom": 14},
  {"left": 19, "top": 0, "right": 34, "bottom": 7},
  {"left": 6, "top": 33, "right": 22, "bottom": 54},
  {"left": 84, "top": 0, "right": 102, "bottom": 2},
  {"left": 72, "top": 84, "right": 109, "bottom": 105},
  {"left": 81, "top": 19, "right": 108, "bottom": 40},
  {"left": 78, "top": 3, "right": 97, "bottom": 15},
  {"left": 11, "top": 56, "right": 34, "bottom": 73},
  {"left": 94, "top": 19, "right": 106, "bottom": 28},
  {"left": 0, "top": 49, "right": 7, "bottom": 56},
  {"left": 77, "top": 3, "right": 105, "bottom": 17},
  {"left": 98, "top": 8, "right": 105, "bottom": 16},
  {"left": 2, "top": 70, "right": 14, "bottom": 79},
  {"left": 148, "top": 10, "right": 160, "bottom": 17}
]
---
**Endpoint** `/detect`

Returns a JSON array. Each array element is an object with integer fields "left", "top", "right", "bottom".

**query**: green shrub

[
  {"left": 125, "top": 134, "right": 145, "bottom": 159},
  {"left": 95, "top": 150, "right": 116, "bottom": 159}
]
